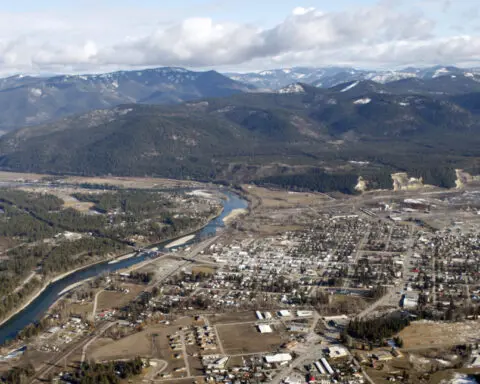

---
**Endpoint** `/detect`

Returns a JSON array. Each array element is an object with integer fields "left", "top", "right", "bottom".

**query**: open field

[
  {"left": 96, "top": 284, "right": 144, "bottom": 312},
  {"left": 364, "top": 352, "right": 480, "bottom": 384},
  {"left": 88, "top": 318, "right": 196, "bottom": 377},
  {"left": 398, "top": 321, "right": 480, "bottom": 349},
  {"left": 64, "top": 175, "right": 203, "bottom": 189},
  {"left": 0, "top": 171, "right": 47, "bottom": 181},
  {"left": 191, "top": 265, "right": 216, "bottom": 275},
  {"left": 243, "top": 184, "right": 332, "bottom": 209},
  {"left": 90, "top": 332, "right": 152, "bottom": 361},
  {"left": 68, "top": 302, "right": 94, "bottom": 318},
  {"left": 208, "top": 311, "right": 257, "bottom": 325},
  {"left": 216, "top": 323, "right": 284, "bottom": 355}
]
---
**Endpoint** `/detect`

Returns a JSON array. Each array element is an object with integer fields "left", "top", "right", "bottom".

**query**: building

[
  {"left": 297, "top": 310, "right": 313, "bottom": 317},
  {"left": 373, "top": 350, "right": 394, "bottom": 361},
  {"left": 257, "top": 324, "right": 273, "bottom": 333},
  {"left": 264, "top": 353, "right": 293, "bottom": 364},
  {"left": 327, "top": 345, "right": 349, "bottom": 359}
]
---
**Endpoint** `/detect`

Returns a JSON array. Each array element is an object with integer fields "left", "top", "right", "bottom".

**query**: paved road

[{"left": 356, "top": 224, "right": 416, "bottom": 319}]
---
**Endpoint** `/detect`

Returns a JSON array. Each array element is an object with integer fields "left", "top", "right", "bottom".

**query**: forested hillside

[{"left": 1, "top": 80, "right": 480, "bottom": 191}]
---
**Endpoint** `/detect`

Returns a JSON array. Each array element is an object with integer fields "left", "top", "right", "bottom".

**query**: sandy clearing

[
  {"left": 165, "top": 235, "right": 195, "bottom": 249},
  {"left": 223, "top": 208, "right": 247, "bottom": 224}
]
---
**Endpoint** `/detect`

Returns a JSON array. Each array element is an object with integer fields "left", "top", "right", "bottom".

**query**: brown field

[
  {"left": 18, "top": 186, "right": 97, "bottom": 212},
  {"left": 397, "top": 320, "right": 480, "bottom": 349},
  {"left": 88, "top": 318, "right": 198, "bottom": 377},
  {"left": 208, "top": 311, "right": 257, "bottom": 325},
  {"left": 64, "top": 176, "right": 202, "bottom": 189},
  {"left": 226, "top": 355, "right": 245, "bottom": 368},
  {"left": 243, "top": 184, "right": 332, "bottom": 209},
  {"left": 365, "top": 352, "right": 480, "bottom": 384},
  {"left": 68, "top": 302, "right": 93, "bottom": 318},
  {"left": 62, "top": 200, "right": 95, "bottom": 212},
  {"left": 216, "top": 323, "right": 284, "bottom": 355},
  {"left": 96, "top": 285, "right": 144, "bottom": 312},
  {"left": 191, "top": 265, "right": 216, "bottom": 275},
  {"left": 0, "top": 171, "right": 47, "bottom": 181},
  {"left": 89, "top": 332, "right": 152, "bottom": 361},
  {"left": 188, "top": 356, "right": 204, "bottom": 377}
]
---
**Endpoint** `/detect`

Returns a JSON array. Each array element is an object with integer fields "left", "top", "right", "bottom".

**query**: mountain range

[
  {"left": 0, "top": 67, "right": 254, "bottom": 132},
  {"left": 227, "top": 65, "right": 480, "bottom": 90},
  {"left": 1, "top": 65, "right": 480, "bottom": 133},
  {"left": 1, "top": 78, "right": 480, "bottom": 191}
]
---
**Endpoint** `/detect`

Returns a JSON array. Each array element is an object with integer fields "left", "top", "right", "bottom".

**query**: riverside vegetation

[{"left": 0, "top": 187, "right": 220, "bottom": 322}]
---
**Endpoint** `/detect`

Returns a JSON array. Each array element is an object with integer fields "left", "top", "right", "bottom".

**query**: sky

[{"left": 1, "top": 0, "right": 480, "bottom": 75}]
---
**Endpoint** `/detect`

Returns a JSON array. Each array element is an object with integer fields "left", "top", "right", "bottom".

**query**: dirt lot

[
  {"left": 191, "top": 265, "right": 216, "bottom": 275},
  {"left": 208, "top": 311, "right": 257, "bottom": 325},
  {"left": 88, "top": 317, "right": 197, "bottom": 379},
  {"left": 398, "top": 320, "right": 480, "bottom": 349},
  {"left": 89, "top": 332, "right": 152, "bottom": 361},
  {"left": 67, "top": 301, "right": 93, "bottom": 318},
  {"left": 216, "top": 323, "right": 284, "bottom": 355},
  {"left": 96, "top": 284, "right": 144, "bottom": 312}
]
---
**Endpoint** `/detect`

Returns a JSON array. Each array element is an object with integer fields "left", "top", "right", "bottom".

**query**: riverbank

[
  {"left": 108, "top": 253, "right": 136, "bottom": 265},
  {"left": 0, "top": 188, "right": 246, "bottom": 345},
  {"left": 223, "top": 208, "right": 248, "bottom": 224},
  {"left": 0, "top": 254, "right": 122, "bottom": 328},
  {"left": 165, "top": 235, "right": 196, "bottom": 249},
  {"left": 57, "top": 278, "right": 94, "bottom": 296}
]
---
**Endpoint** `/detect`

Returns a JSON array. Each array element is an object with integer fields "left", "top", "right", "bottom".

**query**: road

[
  {"left": 143, "top": 359, "right": 168, "bottom": 382},
  {"left": 12, "top": 272, "right": 37, "bottom": 294},
  {"left": 30, "top": 321, "right": 115, "bottom": 383},
  {"left": 90, "top": 289, "right": 104, "bottom": 321},
  {"left": 356, "top": 224, "right": 416, "bottom": 319},
  {"left": 179, "top": 332, "right": 191, "bottom": 377}
]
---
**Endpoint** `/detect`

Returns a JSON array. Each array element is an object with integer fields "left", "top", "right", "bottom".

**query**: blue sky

[{"left": 1, "top": 0, "right": 480, "bottom": 74}]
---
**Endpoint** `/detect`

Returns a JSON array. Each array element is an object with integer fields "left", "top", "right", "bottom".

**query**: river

[{"left": 0, "top": 189, "right": 247, "bottom": 345}]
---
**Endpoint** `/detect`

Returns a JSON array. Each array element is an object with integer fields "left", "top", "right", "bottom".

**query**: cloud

[{"left": 0, "top": 3, "right": 478, "bottom": 74}]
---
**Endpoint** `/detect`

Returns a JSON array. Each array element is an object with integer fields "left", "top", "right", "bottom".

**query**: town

[{"left": 0, "top": 176, "right": 479, "bottom": 384}]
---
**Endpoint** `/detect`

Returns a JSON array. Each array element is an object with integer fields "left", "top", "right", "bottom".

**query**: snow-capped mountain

[
  {"left": 227, "top": 67, "right": 361, "bottom": 90},
  {"left": 0, "top": 67, "right": 255, "bottom": 131},
  {"left": 227, "top": 66, "right": 480, "bottom": 90}
]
